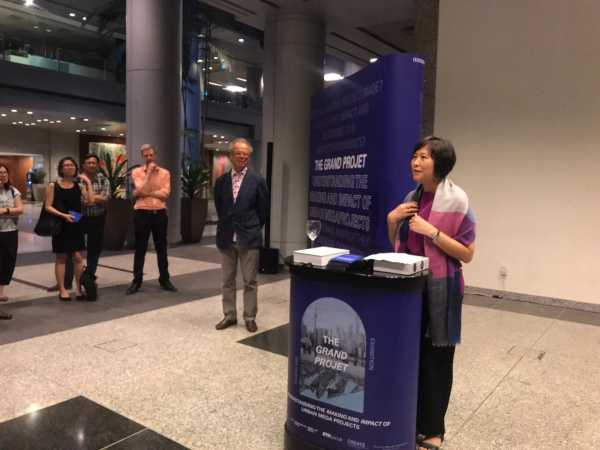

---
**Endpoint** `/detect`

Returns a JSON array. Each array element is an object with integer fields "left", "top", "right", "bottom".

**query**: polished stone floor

[{"left": 1, "top": 241, "right": 599, "bottom": 449}]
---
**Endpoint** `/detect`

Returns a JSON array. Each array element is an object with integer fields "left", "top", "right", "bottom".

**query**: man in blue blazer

[{"left": 214, "top": 138, "right": 269, "bottom": 332}]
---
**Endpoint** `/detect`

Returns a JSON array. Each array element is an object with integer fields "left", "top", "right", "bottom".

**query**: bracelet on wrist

[{"left": 431, "top": 229, "right": 440, "bottom": 242}]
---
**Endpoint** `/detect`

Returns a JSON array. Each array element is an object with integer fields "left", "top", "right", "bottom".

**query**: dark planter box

[
  {"left": 104, "top": 198, "right": 134, "bottom": 250},
  {"left": 181, "top": 197, "right": 208, "bottom": 243}
]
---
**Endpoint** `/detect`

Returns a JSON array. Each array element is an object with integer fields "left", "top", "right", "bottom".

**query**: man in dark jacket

[{"left": 214, "top": 138, "right": 269, "bottom": 332}]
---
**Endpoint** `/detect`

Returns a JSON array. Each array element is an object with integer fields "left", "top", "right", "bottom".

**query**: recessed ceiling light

[
  {"left": 101, "top": 127, "right": 106, "bottom": 131},
  {"left": 70, "top": 116, "right": 76, "bottom": 120},
  {"left": 212, "top": 134, "right": 218, "bottom": 138},
  {"left": 208, "top": 66, "right": 213, "bottom": 70},
  {"left": 31, "top": 123, "right": 36, "bottom": 126},
  {"left": 69, "top": 12, "right": 76, "bottom": 17},
  {"left": 26, "top": 111, "right": 33, "bottom": 115},
  {"left": 10, "top": 109, "right": 17, "bottom": 113},
  {"left": 198, "top": 34, "right": 205, "bottom": 38},
  {"left": 213, "top": 56, "right": 219, "bottom": 60},
  {"left": 25, "top": 0, "right": 34, "bottom": 6},
  {"left": 324, "top": 72, "right": 344, "bottom": 82},
  {"left": 76, "top": 129, "right": 81, "bottom": 133},
  {"left": 83, "top": 118, "right": 89, "bottom": 122},
  {"left": 18, "top": 121, "right": 23, "bottom": 124},
  {"left": 12, "top": 122, "right": 17, "bottom": 125},
  {"left": 202, "top": 68, "right": 206, "bottom": 72},
  {"left": 223, "top": 85, "right": 247, "bottom": 93},
  {"left": 56, "top": 120, "right": 61, "bottom": 123},
  {"left": 119, "top": 133, "right": 124, "bottom": 136},
  {"left": 43, "top": 118, "right": 48, "bottom": 122},
  {"left": 236, "top": 77, "right": 247, "bottom": 83},
  {"left": 82, "top": 129, "right": 87, "bottom": 132},
  {"left": 46, "top": 29, "right": 52, "bottom": 33},
  {"left": 82, "top": 16, "right": 87, "bottom": 21},
  {"left": 49, "top": 121, "right": 55, "bottom": 124},
  {"left": 0, "top": 113, "right": 6, "bottom": 117},
  {"left": 36, "top": 119, "right": 41, "bottom": 122},
  {"left": 33, "top": 25, "right": 39, "bottom": 29},
  {"left": 237, "top": 37, "right": 245, "bottom": 44},
  {"left": 197, "top": 58, "right": 203, "bottom": 63},
  {"left": 25, "top": 123, "right": 30, "bottom": 126}
]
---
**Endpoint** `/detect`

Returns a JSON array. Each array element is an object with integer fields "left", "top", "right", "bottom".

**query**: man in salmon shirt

[{"left": 126, "top": 144, "right": 177, "bottom": 295}]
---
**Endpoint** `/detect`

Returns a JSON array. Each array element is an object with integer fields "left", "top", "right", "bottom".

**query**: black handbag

[{"left": 34, "top": 203, "right": 63, "bottom": 237}]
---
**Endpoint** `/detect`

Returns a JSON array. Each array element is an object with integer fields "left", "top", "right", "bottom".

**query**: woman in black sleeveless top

[{"left": 45, "top": 157, "right": 93, "bottom": 301}]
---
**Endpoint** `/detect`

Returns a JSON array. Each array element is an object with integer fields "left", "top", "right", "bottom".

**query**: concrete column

[
  {"left": 126, "top": 0, "right": 182, "bottom": 243},
  {"left": 262, "top": 11, "right": 325, "bottom": 257}
]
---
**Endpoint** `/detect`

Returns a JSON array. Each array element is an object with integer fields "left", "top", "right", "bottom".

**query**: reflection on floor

[
  {"left": 1, "top": 241, "right": 600, "bottom": 449},
  {"left": 19, "top": 202, "right": 53, "bottom": 254}
]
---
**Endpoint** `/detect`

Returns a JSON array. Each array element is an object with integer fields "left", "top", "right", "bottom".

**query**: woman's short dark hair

[
  {"left": 83, "top": 153, "right": 100, "bottom": 163},
  {"left": 0, "top": 164, "right": 11, "bottom": 191},
  {"left": 413, "top": 136, "right": 456, "bottom": 180},
  {"left": 57, "top": 157, "right": 79, "bottom": 178}
]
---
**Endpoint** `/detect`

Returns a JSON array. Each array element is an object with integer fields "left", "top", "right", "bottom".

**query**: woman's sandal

[
  {"left": 417, "top": 435, "right": 444, "bottom": 450},
  {"left": 58, "top": 294, "right": 71, "bottom": 301}
]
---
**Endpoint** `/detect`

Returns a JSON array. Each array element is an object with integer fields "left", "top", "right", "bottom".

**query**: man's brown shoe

[
  {"left": 245, "top": 320, "right": 257, "bottom": 333},
  {"left": 215, "top": 317, "right": 237, "bottom": 330}
]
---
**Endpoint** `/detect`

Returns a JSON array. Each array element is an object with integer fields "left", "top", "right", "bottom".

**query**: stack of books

[
  {"left": 293, "top": 247, "right": 350, "bottom": 267},
  {"left": 364, "top": 253, "right": 429, "bottom": 275}
]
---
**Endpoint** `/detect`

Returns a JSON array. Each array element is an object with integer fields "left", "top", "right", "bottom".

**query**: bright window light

[
  {"left": 223, "top": 85, "right": 247, "bottom": 93},
  {"left": 324, "top": 72, "right": 344, "bottom": 82}
]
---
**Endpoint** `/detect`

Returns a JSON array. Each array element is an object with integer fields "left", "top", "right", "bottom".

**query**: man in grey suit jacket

[{"left": 214, "top": 138, "right": 269, "bottom": 332}]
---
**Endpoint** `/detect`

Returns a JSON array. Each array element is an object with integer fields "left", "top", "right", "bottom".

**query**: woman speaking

[{"left": 387, "top": 137, "right": 476, "bottom": 450}]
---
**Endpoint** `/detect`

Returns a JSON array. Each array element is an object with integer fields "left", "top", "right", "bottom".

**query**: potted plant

[
  {"left": 181, "top": 158, "right": 209, "bottom": 243},
  {"left": 30, "top": 168, "right": 47, "bottom": 202},
  {"left": 98, "top": 153, "right": 139, "bottom": 250}
]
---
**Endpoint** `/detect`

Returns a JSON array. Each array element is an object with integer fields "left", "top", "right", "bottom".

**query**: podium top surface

[{"left": 285, "top": 257, "right": 428, "bottom": 288}]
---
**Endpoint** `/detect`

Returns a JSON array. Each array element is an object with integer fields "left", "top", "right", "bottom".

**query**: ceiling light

[
  {"left": 82, "top": 129, "right": 87, "bottom": 132},
  {"left": 324, "top": 72, "right": 344, "bottom": 82},
  {"left": 208, "top": 81, "right": 223, "bottom": 87},
  {"left": 49, "top": 121, "right": 55, "bottom": 123},
  {"left": 31, "top": 123, "right": 36, "bottom": 126},
  {"left": 82, "top": 16, "right": 87, "bottom": 21},
  {"left": 236, "top": 77, "right": 247, "bottom": 83},
  {"left": 208, "top": 66, "right": 213, "bottom": 70},
  {"left": 33, "top": 25, "right": 39, "bottom": 29},
  {"left": 18, "top": 121, "right": 23, "bottom": 124},
  {"left": 220, "top": 135, "right": 225, "bottom": 139},
  {"left": 197, "top": 58, "right": 203, "bottom": 63},
  {"left": 11, "top": 122, "right": 17, "bottom": 125},
  {"left": 25, "top": 0, "right": 34, "bottom": 6},
  {"left": 0, "top": 114, "right": 6, "bottom": 117},
  {"left": 369, "top": 57, "right": 378, "bottom": 63},
  {"left": 36, "top": 119, "right": 41, "bottom": 122},
  {"left": 212, "top": 134, "right": 218, "bottom": 138},
  {"left": 101, "top": 127, "right": 106, "bottom": 131},
  {"left": 237, "top": 37, "right": 245, "bottom": 44},
  {"left": 10, "top": 109, "right": 17, "bottom": 113},
  {"left": 202, "top": 68, "right": 206, "bottom": 72},
  {"left": 213, "top": 56, "right": 219, "bottom": 60},
  {"left": 25, "top": 123, "right": 30, "bottom": 126},
  {"left": 119, "top": 133, "right": 124, "bottom": 136},
  {"left": 69, "top": 12, "right": 76, "bottom": 17},
  {"left": 56, "top": 120, "right": 61, "bottom": 123},
  {"left": 46, "top": 29, "right": 52, "bottom": 33},
  {"left": 43, "top": 118, "right": 48, "bottom": 122},
  {"left": 223, "top": 85, "right": 247, "bottom": 93},
  {"left": 26, "top": 111, "right": 33, "bottom": 115},
  {"left": 70, "top": 116, "right": 76, "bottom": 120},
  {"left": 83, "top": 118, "right": 89, "bottom": 122},
  {"left": 76, "top": 129, "right": 81, "bottom": 133}
]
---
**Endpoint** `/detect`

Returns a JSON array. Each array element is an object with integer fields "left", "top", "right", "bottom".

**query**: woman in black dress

[{"left": 45, "top": 157, "right": 93, "bottom": 301}]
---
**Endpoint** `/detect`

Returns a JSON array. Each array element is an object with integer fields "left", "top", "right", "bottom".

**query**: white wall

[
  {"left": 435, "top": 1, "right": 600, "bottom": 304},
  {"left": 0, "top": 125, "right": 79, "bottom": 182}
]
